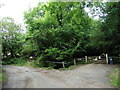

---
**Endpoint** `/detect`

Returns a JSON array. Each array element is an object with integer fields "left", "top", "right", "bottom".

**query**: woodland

[{"left": 1, "top": 2, "right": 120, "bottom": 68}]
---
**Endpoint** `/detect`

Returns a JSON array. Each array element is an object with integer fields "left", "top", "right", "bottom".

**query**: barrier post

[
  {"left": 62, "top": 62, "right": 65, "bottom": 68},
  {"left": 74, "top": 59, "right": 76, "bottom": 65},
  {"left": 85, "top": 56, "right": 88, "bottom": 63},
  {"left": 106, "top": 54, "right": 108, "bottom": 64}
]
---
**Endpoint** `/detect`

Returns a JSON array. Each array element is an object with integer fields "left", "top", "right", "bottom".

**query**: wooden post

[
  {"left": 85, "top": 56, "right": 87, "bottom": 63},
  {"left": 74, "top": 59, "right": 76, "bottom": 66},
  {"left": 62, "top": 62, "right": 65, "bottom": 68},
  {"left": 106, "top": 54, "right": 108, "bottom": 64}
]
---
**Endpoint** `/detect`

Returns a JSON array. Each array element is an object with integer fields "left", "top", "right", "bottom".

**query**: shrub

[
  {"left": 2, "top": 57, "right": 27, "bottom": 65},
  {"left": 35, "top": 48, "right": 74, "bottom": 68}
]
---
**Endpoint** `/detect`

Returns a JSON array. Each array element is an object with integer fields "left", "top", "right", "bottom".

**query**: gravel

[{"left": 2, "top": 64, "right": 118, "bottom": 88}]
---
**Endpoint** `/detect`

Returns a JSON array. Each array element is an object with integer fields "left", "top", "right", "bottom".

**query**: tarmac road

[{"left": 2, "top": 64, "right": 118, "bottom": 88}]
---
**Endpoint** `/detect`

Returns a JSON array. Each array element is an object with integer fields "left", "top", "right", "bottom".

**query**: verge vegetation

[
  {"left": 0, "top": 69, "right": 7, "bottom": 84},
  {"left": 109, "top": 68, "right": 120, "bottom": 88}
]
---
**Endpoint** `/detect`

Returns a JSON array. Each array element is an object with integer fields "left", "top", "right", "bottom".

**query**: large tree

[
  {"left": 24, "top": 2, "right": 92, "bottom": 67},
  {"left": 1, "top": 17, "right": 23, "bottom": 59}
]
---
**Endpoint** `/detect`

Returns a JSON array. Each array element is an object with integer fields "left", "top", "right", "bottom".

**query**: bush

[
  {"left": 35, "top": 55, "right": 49, "bottom": 67},
  {"left": 35, "top": 48, "right": 74, "bottom": 68},
  {"left": 2, "top": 57, "right": 27, "bottom": 65}
]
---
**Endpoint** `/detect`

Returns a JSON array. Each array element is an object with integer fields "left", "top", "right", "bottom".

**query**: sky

[{"left": 0, "top": 0, "right": 42, "bottom": 25}]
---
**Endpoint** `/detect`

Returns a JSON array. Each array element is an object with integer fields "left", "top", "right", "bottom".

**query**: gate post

[
  {"left": 106, "top": 54, "right": 108, "bottom": 64},
  {"left": 85, "top": 56, "right": 88, "bottom": 63},
  {"left": 74, "top": 59, "right": 76, "bottom": 66},
  {"left": 62, "top": 62, "right": 65, "bottom": 68}
]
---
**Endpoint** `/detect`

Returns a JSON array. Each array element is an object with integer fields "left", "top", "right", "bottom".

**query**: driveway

[{"left": 2, "top": 64, "right": 118, "bottom": 88}]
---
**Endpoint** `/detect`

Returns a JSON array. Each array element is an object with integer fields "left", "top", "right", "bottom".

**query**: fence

[
  {"left": 45, "top": 56, "right": 91, "bottom": 68},
  {"left": 46, "top": 61, "right": 67, "bottom": 68},
  {"left": 45, "top": 54, "right": 120, "bottom": 68}
]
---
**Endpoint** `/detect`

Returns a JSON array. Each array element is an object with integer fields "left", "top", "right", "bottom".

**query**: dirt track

[{"left": 3, "top": 64, "right": 118, "bottom": 88}]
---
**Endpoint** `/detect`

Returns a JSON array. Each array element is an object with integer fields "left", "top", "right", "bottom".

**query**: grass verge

[
  {"left": 11, "top": 61, "right": 54, "bottom": 70},
  {"left": 109, "top": 67, "right": 120, "bottom": 88},
  {"left": 0, "top": 69, "right": 7, "bottom": 84},
  {"left": 59, "top": 63, "right": 88, "bottom": 71}
]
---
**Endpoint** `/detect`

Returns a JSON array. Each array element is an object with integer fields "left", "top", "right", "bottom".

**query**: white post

[
  {"left": 74, "top": 59, "right": 76, "bottom": 66},
  {"left": 85, "top": 56, "right": 87, "bottom": 63},
  {"left": 62, "top": 62, "right": 65, "bottom": 68},
  {"left": 106, "top": 54, "right": 108, "bottom": 64}
]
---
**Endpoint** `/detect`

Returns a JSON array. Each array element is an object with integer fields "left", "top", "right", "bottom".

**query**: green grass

[
  {"left": 12, "top": 61, "right": 53, "bottom": 70},
  {"left": 59, "top": 63, "right": 88, "bottom": 71},
  {"left": 0, "top": 70, "right": 7, "bottom": 84},
  {"left": 11, "top": 60, "right": 36, "bottom": 67},
  {"left": 0, "top": 73, "right": 2, "bottom": 83},
  {"left": 109, "top": 68, "right": 120, "bottom": 88},
  {"left": 42, "top": 67, "right": 54, "bottom": 70}
]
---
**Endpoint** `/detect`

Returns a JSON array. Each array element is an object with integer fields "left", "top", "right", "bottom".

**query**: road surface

[{"left": 2, "top": 64, "right": 118, "bottom": 88}]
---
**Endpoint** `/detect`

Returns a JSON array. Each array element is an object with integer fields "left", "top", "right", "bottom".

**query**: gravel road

[{"left": 2, "top": 64, "right": 118, "bottom": 88}]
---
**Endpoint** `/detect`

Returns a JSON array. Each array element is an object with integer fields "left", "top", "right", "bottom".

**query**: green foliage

[
  {"left": 1, "top": 17, "right": 24, "bottom": 60},
  {"left": 88, "top": 2, "right": 120, "bottom": 56},
  {"left": 109, "top": 68, "right": 120, "bottom": 88},
  {"left": 0, "top": 70, "right": 6, "bottom": 84},
  {"left": 23, "top": 2, "right": 92, "bottom": 68},
  {"left": 1, "top": 2, "right": 119, "bottom": 68},
  {"left": 101, "top": 2, "right": 120, "bottom": 55},
  {"left": 24, "top": 3, "right": 82, "bottom": 67},
  {"left": 23, "top": 2, "right": 120, "bottom": 68},
  {"left": 2, "top": 57, "right": 27, "bottom": 65}
]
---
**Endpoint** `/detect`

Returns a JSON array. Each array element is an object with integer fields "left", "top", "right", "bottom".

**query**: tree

[
  {"left": 1, "top": 17, "right": 23, "bottom": 60},
  {"left": 100, "top": 2, "right": 120, "bottom": 55},
  {"left": 24, "top": 2, "right": 92, "bottom": 67},
  {"left": 85, "top": 2, "right": 120, "bottom": 56}
]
